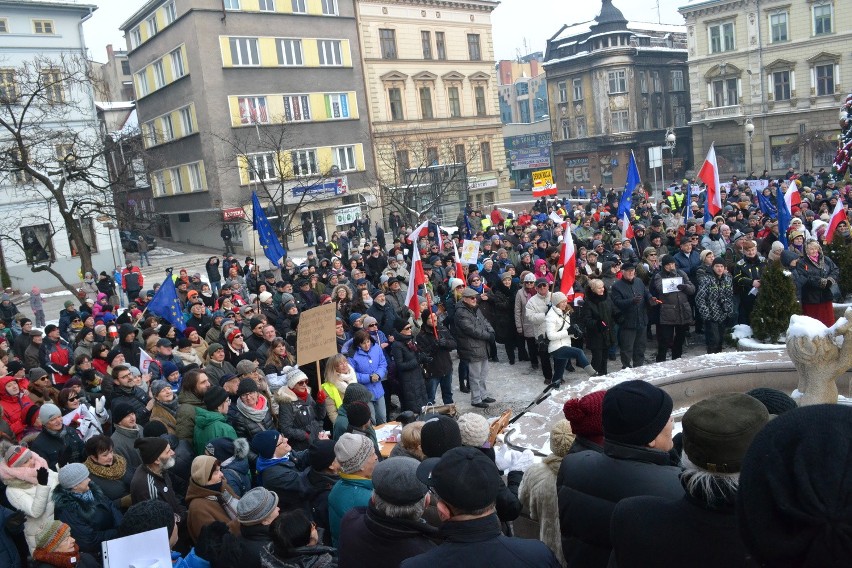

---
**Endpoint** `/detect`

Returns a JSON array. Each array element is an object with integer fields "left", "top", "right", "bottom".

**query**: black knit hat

[
  {"left": 236, "top": 378, "right": 259, "bottom": 397},
  {"left": 204, "top": 386, "right": 229, "bottom": 410},
  {"left": 602, "top": 380, "right": 673, "bottom": 446},
  {"left": 142, "top": 420, "right": 168, "bottom": 438},
  {"left": 420, "top": 415, "right": 462, "bottom": 458},
  {"left": 118, "top": 500, "right": 175, "bottom": 538},
  {"left": 308, "top": 439, "right": 336, "bottom": 471},
  {"left": 112, "top": 402, "right": 135, "bottom": 425},
  {"left": 342, "top": 383, "right": 373, "bottom": 405},
  {"left": 134, "top": 437, "right": 169, "bottom": 465},
  {"left": 738, "top": 404, "right": 852, "bottom": 566},
  {"left": 746, "top": 387, "right": 797, "bottom": 415},
  {"left": 660, "top": 254, "right": 676, "bottom": 267},
  {"left": 346, "top": 401, "right": 372, "bottom": 428}
]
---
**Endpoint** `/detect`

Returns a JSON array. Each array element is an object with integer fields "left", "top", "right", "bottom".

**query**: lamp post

[
  {"left": 664, "top": 128, "right": 676, "bottom": 190},
  {"left": 745, "top": 118, "right": 755, "bottom": 174}
]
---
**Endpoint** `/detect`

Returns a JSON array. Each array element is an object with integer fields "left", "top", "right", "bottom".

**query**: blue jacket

[
  {"left": 328, "top": 475, "right": 373, "bottom": 547},
  {"left": 348, "top": 342, "right": 387, "bottom": 402},
  {"left": 0, "top": 507, "right": 22, "bottom": 568}
]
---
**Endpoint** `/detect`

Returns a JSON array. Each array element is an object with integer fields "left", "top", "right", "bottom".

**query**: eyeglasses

[
  {"left": 296, "top": 380, "right": 308, "bottom": 386},
  {"left": 117, "top": 373, "right": 132, "bottom": 381},
  {"left": 368, "top": 323, "right": 378, "bottom": 327},
  {"left": 536, "top": 283, "right": 549, "bottom": 288},
  {"left": 67, "top": 396, "right": 79, "bottom": 402},
  {"left": 233, "top": 334, "right": 243, "bottom": 339},
  {"left": 402, "top": 326, "right": 412, "bottom": 331}
]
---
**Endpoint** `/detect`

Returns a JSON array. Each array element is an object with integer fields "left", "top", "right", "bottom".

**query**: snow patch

[
  {"left": 731, "top": 324, "right": 753, "bottom": 340},
  {"left": 737, "top": 337, "right": 785, "bottom": 351},
  {"left": 787, "top": 314, "right": 830, "bottom": 339},
  {"left": 42, "top": 290, "right": 74, "bottom": 299},
  {"left": 148, "top": 247, "right": 185, "bottom": 258}
]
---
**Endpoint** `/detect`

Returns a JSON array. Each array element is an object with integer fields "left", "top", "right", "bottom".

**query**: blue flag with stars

[
  {"left": 146, "top": 272, "right": 186, "bottom": 332},
  {"left": 252, "top": 192, "right": 286, "bottom": 265}
]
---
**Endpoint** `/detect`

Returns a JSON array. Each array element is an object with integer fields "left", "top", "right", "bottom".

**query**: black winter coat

[
  {"left": 797, "top": 252, "right": 839, "bottom": 305},
  {"left": 732, "top": 254, "right": 765, "bottom": 297},
  {"left": 367, "top": 301, "right": 398, "bottom": 339},
  {"left": 338, "top": 506, "right": 438, "bottom": 568},
  {"left": 485, "top": 283, "right": 517, "bottom": 344},
  {"left": 277, "top": 389, "right": 326, "bottom": 452},
  {"left": 582, "top": 290, "right": 616, "bottom": 349},
  {"left": 651, "top": 268, "right": 696, "bottom": 326},
  {"left": 610, "top": 277, "right": 650, "bottom": 330},
  {"left": 453, "top": 302, "right": 494, "bottom": 362},
  {"left": 416, "top": 324, "right": 456, "bottom": 378},
  {"left": 29, "top": 426, "right": 85, "bottom": 470},
  {"left": 228, "top": 401, "right": 276, "bottom": 441},
  {"left": 53, "top": 484, "right": 122, "bottom": 553},
  {"left": 556, "top": 441, "right": 684, "bottom": 568},
  {"left": 391, "top": 337, "right": 429, "bottom": 413},
  {"left": 109, "top": 385, "right": 152, "bottom": 426}
]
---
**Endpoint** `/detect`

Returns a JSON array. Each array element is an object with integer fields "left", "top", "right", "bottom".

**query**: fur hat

[
  {"left": 563, "top": 390, "right": 606, "bottom": 445},
  {"left": 458, "top": 413, "right": 490, "bottom": 448},
  {"left": 549, "top": 419, "right": 576, "bottom": 457},
  {"left": 334, "top": 433, "right": 374, "bottom": 474},
  {"left": 205, "top": 437, "right": 249, "bottom": 463}
]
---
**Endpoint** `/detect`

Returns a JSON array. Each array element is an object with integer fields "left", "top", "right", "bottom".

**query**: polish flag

[
  {"left": 404, "top": 242, "right": 426, "bottom": 314},
  {"left": 621, "top": 211, "right": 634, "bottom": 239},
  {"left": 559, "top": 230, "right": 576, "bottom": 295},
  {"left": 452, "top": 239, "right": 466, "bottom": 286},
  {"left": 784, "top": 183, "right": 802, "bottom": 212},
  {"left": 408, "top": 219, "right": 430, "bottom": 243},
  {"left": 698, "top": 145, "right": 722, "bottom": 217},
  {"left": 825, "top": 200, "right": 847, "bottom": 243}
]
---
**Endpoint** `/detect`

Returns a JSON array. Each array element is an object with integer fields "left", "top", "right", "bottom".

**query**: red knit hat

[
  {"left": 563, "top": 390, "right": 607, "bottom": 446},
  {"left": 227, "top": 328, "right": 242, "bottom": 344}
]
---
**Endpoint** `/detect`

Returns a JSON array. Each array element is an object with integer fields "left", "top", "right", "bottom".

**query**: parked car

[{"left": 120, "top": 230, "right": 157, "bottom": 252}]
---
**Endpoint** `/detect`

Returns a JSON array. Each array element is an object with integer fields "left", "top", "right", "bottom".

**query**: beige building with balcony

[
  {"left": 679, "top": 0, "right": 849, "bottom": 178},
  {"left": 356, "top": 0, "right": 508, "bottom": 224}
]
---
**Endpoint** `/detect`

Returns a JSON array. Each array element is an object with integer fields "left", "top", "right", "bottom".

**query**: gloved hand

[
  {"left": 827, "top": 277, "right": 836, "bottom": 288},
  {"left": 632, "top": 296, "right": 641, "bottom": 304},
  {"left": 488, "top": 331, "right": 496, "bottom": 342},
  {"left": 315, "top": 388, "right": 327, "bottom": 405},
  {"left": 820, "top": 278, "right": 829, "bottom": 288},
  {"left": 36, "top": 467, "right": 49, "bottom": 486},
  {"left": 95, "top": 396, "right": 106, "bottom": 415},
  {"left": 494, "top": 445, "right": 535, "bottom": 474},
  {"left": 575, "top": 298, "right": 585, "bottom": 307},
  {"left": 677, "top": 284, "right": 688, "bottom": 291}
]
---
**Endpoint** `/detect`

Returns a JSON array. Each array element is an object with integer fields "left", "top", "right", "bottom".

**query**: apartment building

[
  {"left": 679, "top": 0, "right": 849, "bottom": 177},
  {"left": 120, "top": 0, "right": 374, "bottom": 251}
]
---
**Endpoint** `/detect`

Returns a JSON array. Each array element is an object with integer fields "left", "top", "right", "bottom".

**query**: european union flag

[
  {"left": 758, "top": 192, "right": 778, "bottom": 219},
  {"left": 463, "top": 213, "right": 473, "bottom": 239},
  {"left": 252, "top": 192, "right": 287, "bottom": 265},
  {"left": 619, "top": 151, "right": 640, "bottom": 219},
  {"left": 146, "top": 272, "right": 186, "bottom": 332},
  {"left": 777, "top": 186, "right": 791, "bottom": 247}
]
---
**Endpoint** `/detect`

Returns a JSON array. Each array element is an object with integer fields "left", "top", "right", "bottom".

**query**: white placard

[
  {"left": 102, "top": 527, "right": 171, "bottom": 568},
  {"left": 459, "top": 240, "right": 481, "bottom": 265},
  {"left": 661, "top": 277, "right": 683, "bottom": 294}
]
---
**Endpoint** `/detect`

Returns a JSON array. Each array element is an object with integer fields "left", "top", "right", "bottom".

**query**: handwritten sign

[
  {"left": 459, "top": 240, "right": 481, "bottom": 265},
  {"left": 296, "top": 303, "right": 338, "bottom": 366},
  {"left": 661, "top": 277, "right": 683, "bottom": 294}
]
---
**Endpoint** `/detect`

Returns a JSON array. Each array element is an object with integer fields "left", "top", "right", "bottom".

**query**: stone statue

[{"left": 786, "top": 309, "right": 852, "bottom": 406}]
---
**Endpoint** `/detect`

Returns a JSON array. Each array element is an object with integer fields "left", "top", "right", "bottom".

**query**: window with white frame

[
  {"left": 136, "top": 71, "right": 150, "bottom": 97},
  {"left": 33, "top": 20, "right": 53, "bottom": 34},
  {"left": 152, "top": 171, "right": 166, "bottom": 195},
  {"left": 21, "top": 225, "right": 54, "bottom": 264},
  {"left": 180, "top": 106, "right": 194, "bottom": 134},
  {"left": 0, "top": 19, "right": 8, "bottom": 33},
  {"left": 164, "top": 1, "right": 177, "bottom": 24},
  {"left": 772, "top": 70, "right": 791, "bottom": 100},
  {"left": 276, "top": 39, "right": 303, "bottom": 66},
  {"left": 170, "top": 49, "right": 185, "bottom": 79},
  {"left": 474, "top": 86, "right": 487, "bottom": 116},
  {"left": 770, "top": 12, "right": 788, "bottom": 43},
  {"left": 321, "top": 0, "right": 338, "bottom": 16},
  {"left": 815, "top": 64, "right": 834, "bottom": 96},
  {"left": 130, "top": 27, "right": 142, "bottom": 48},
  {"left": 333, "top": 146, "right": 357, "bottom": 172},
  {"left": 224, "top": 0, "right": 240, "bottom": 9},
  {"left": 480, "top": 142, "right": 492, "bottom": 171},
  {"left": 248, "top": 153, "right": 277, "bottom": 181},
  {"left": 146, "top": 15, "right": 158, "bottom": 35},
  {"left": 422, "top": 31, "right": 432, "bottom": 60},
  {"left": 557, "top": 81, "right": 567, "bottom": 103},
  {"left": 608, "top": 69, "right": 627, "bottom": 94},
  {"left": 291, "top": 149, "right": 318, "bottom": 176},
  {"left": 380, "top": 29, "right": 397, "bottom": 59},
  {"left": 388, "top": 88, "right": 404, "bottom": 120},
  {"left": 576, "top": 117, "right": 587, "bottom": 137},
  {"left": 468, "top": 34, "right": 481, "bottom": 61},
  {"left": 325, "top": 93, "right": 350, "bottom": 119},
  {"left": 671, "top": 70, "right": 684, "bottom": 91},
  {"left": 152, "top": 60, "right": 166, "bottom": 89},
  {"left": 435, "top": 32, "right": 446, "bottom": 60},
  {"left": 711, "top": 78, "right": 738, "bottom": 107},
  {"left": 188, "top": 163, "right": 204, "bottom": 191},
  {"left": 0, "top": 69, "right": 17, "bottom": 102},
  {"left": 709, "top": 22, "right": 735, "bottom": 53},
  {"left": 317, "top": 40, "right": 342, "bottom": 66},
  {"left": 291, "top": 0, "right": 307, "bottom": 14},
  {"left": 161, "top": 115, "right": 174, "bottom": 141},
  {"left": 229, "top": 37, "right": 260, "bottom": 66},
  {"left": 561, "top": 119, "right": 570, "bottom": 140},
  {"left": 170, "top": 167, "right": 184, "bottom": 193},
  {"left": 813, "top": 4, "right": 832, "bottom": 35},
  {"left": 283, "top": 95, "right": 311, "bottom": 122},
  {"left": 611, "top": 110, "right": 629, "bottom": 133},
  {"left": 41, "top": 69, "right": 64, "bottom": 103},
  {"left": 448, "top": 87, "right": 461, "bottom": 117},
  {"left": 238, "top": 96, "right": 269, "bottom": 124},
  {"left": 573, "top": 78, "right": 583, "bottom": 101},
  {"left": 258, "top": 0, "right": 275, "bottom": 11}
]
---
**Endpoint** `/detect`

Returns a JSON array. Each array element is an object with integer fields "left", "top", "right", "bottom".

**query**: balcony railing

[{"left": 702, "top": 105, "right": 743, "bottom": 120}]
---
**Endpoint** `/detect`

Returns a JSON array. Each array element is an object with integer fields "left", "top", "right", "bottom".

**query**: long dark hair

[{"left": 270, "top": 510, "right": 313, "bottom": 557}]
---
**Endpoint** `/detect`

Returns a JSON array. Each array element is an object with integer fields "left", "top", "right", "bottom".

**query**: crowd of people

[{"left": 0, "top": 166, "right": 850, "bottom": 567}]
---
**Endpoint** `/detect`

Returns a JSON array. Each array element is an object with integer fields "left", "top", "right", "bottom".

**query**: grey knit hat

[
  {"left": 237, "top": 487, "right": 279, "bottom": 525},
  {"left": 334, "top": 433, "right": 374, "bottom": 474},
  {"left": 58, "top": 463, "right": 90, "bottom": 490},
  {"left": 39, "top": 403, "right": 61, "bottom": 424},
  {"left": 150, "top": 380, "right": 171, "bottom": 398},
  {"left": 342, "top": 383, "right": 373, "bottom": 405},
  {"left": 4, "top": 444, "right": 33, "bottom": 468}
]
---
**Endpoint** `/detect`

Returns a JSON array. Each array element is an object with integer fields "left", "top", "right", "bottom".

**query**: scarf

[
  {"left": 78, "top": 490, "right": 95, "bottom": 503},
  {"left": 294, "top": 389, "right": 309, "bottom": 402},
  {"left": 256, "top": 454, "right": 289, "bottom": 484},
  {"left": 237, "top": 395, "right": 269, "bottom": 423},
  {"left": 33, "top": 544, "right": 82, "bottom": 568},
  {"left": 85, "top": 454, "right": 127, "bottom": 480},
  {"left": 156, "top": 398, "right": 180, "bottom": 416}
]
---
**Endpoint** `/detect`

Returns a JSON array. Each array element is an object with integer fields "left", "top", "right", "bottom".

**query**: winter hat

[
  {"left": 699, "top": 250, "right": 714, "bottom": 263},
  {"left": 550, "top": 292, "right": 568, "bottom": 306},
  {"left": 250, "top": 430, "right": 280, "bottom": 460},
  {"left": 39, "top": 403, "right": 61, "bottom": 424},
  {"left": 258, "top": 291, "right": 273, "bottom": 304},
  {"left": 372, "top": 456, "right": 429, "bottom": 506},
  {"left": 204, "top": 386, "right": 229, "bottom": 410},
  {"left": 134, "top": 437, "right": 169, "bottom": 465},
  {"left": 118, "top": 500, "right": 175, "bottom": 538},
  {"left": 549, "top": 419, "right": 576, "bottom": 457},
  {"left": 35, "top": 520, "right": 70, "bottom": 552},
  {"left": 711, "top": 257, "right": 727, "bottom": 267},
  {"left": 746, "top": 387, "right": 797, "bottom": 415},
  {"left": 4, "top": 444, "right": 33, "bottom": 467},
  {"left": 150, "top": 380, "right": 171, "bottom": 398},
  {"left": 58, "top": 462, "right": 89, "bottom": 490},
  {"left": 308, "top": 439, "right": 337, "bottom": 471},
  {"left": 342, "top": 383, "right": 373, "bottom": 406},
  {"left": 602, "top": 380, "right": 673, "bottom": 446},
  {"left": 236, "top": 359, "right": 258, "bottom": 376},
  {"left": 682, "top": 393, "right": 768, "bottom": 474},
  {"left": 24, "top": 404, "right": 40, "bottom": 427},
  {"left": 248, "top": 317, "right": 264, "bottom": 331},
  {"left": 237, "top": 378, "right": 260, "bottom": 397},
  {"left": 160, "top": 361, "right": 179, "bottom": 379},
  {"left": 346, "top": 401, "right": 372, "bottom": 428},
  {"left": 7, "top": 361, "right": 24, "bottom": 376},
  {"left": 660, "top": 254, "right": 676, "bottom": 266},
  {"left": 227, "top": 329, "right": 242, "bottom": 344},
  {"left": 190, "top": 455, "right": 218, "bottom": 486},
  {"left": 420, "top": 414, "right": 463, "bottom": 458},
  {"left": 207, "top": 343, "right": 224, "bottom": 356},
  {"left": 238, "top": 487, "right": 279, "bottom": 526},
  {"left": 416, "top": 446, "right": 502, "bottom": 512},
  {"left": 362, "top": 316, "right": 378, "bottom": 327},
  {"left": 28, "top": 367, "right": 48, "bottom": 381},
  {"left": 142, "top": 420, "right": 168, "bottom": 438},
  {"left": 448, "top": 278, "right": 464, "bottom": 290},
  {"left": 206, "top": 437, "right": 249, "bottom": 463},
  {"left": 563, "top": 390, "right": 606, "bottom": 446},
  {"left": 458, "top": 413, "right": 490, "bottom": 448},
  {"left": 737, "top": 405, "right": 852, "bottom": 566},
  {"left": 334, "top": 433, "right": 374, "bottom": 474},
  {"left": 286, "top": 367, "right": 309, "bottom": 389},
  {"left": 393, "top": 319, "right": 409, "bottom": 333},
  {"left": 112, "top": 401, "right": 136, "bottom": 425},
  {"left": 348, "top": 313, "right": 363, "bottom": 326}
]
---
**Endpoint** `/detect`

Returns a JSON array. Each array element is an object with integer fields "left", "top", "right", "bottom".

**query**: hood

[
  {"left": 118, "top": 323, "right": 136, "bottom": 343},
  {"left": 97, "top": 292, "right": 107, "bottom": 301},
  {"left": 195, "top": 407, "right": 228, "bottom": 429},
  {"left": 185, "top": 479, "right": 223, "bottom": 503},
  {"left": 534, "top": 258, "right": 548, "bottom": 270}
]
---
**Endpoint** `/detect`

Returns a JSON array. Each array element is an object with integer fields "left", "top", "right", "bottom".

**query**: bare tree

[
  {"left": 0, "top": 53, "right": 123, "bottom": 293},
  {"left": 369, "top": 129, "right": 480, "bottom": 227}
]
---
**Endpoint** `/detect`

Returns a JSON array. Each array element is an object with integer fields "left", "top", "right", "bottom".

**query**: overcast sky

[{"left": 84, "top": 0, "right": 687, "bottom": 63}]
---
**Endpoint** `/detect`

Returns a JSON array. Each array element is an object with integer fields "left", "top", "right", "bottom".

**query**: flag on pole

[
  {"left": 403, "top": 243, "right": 426, "bottom": 314},
  {"left": 625, "top": 150, "right": 641, "bottom": 193},
  {"left": 146, "top": 272, "right": 186, "bottom": 332},
  {"left": 825, "top": 200, "right": 847, "bottom": 243},
  {"left": 463, "top": 213, "right": 473, "bottom": 239},
  {"left": 777, "top": 183, "right": 791, "bottom": 247},
  {"left": 252, "top": 192, "right": 286, "bottom": 265},
  {"left": 559, "top": 230, "right": 576, "bottom": 295},
  {"left": 452, "top": 239, "right": 466, "bottom": 286},
  {"left": 784, "top": 183, "right": 801, "bottom": 212},
  {"left": 618, "top": 156, "right": 636, "bottom": 239},
  {"left": 408, "top": 219, "right": 430, "bottom": 243},
  {"left": 698, "top": 145, "right": 722, "bottom": 219},
  {"left": 139, "top": 349, "right": 154, "bottom": 375}
]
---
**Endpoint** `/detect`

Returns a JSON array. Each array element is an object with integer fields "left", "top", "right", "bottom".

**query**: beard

[{"left": 160, "top": 456, "right": 176, "bottom": 470}]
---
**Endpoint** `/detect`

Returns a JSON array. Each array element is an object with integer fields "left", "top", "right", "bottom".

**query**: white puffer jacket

[
  {"left": 1, "top": 454, "right": 59, "bottom": 553},
  {"left": 545, "top": 305, "right": 578, "bottom": 353},
  {"left": 525, "top": 292, "right": 552, "bottom": 339}
]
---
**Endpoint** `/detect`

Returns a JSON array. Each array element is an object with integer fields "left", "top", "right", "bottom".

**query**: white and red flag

[
  {"left": 825, "top": 200, "right": 847, "bottom": 243},
  {"left": 698, "top": 145, "right": 722, "bottom": 217}
]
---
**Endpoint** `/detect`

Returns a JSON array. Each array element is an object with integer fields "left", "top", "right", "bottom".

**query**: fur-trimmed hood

[
  {"left": 275, "top": 385, "right": 311, "bottom": 404},
  {"left": 52, "top": 482, "right": 109, "bottom": 518}
]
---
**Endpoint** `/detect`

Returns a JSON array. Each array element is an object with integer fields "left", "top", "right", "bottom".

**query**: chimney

[{"left": 107, "top": 44, "right": 114, "bottom": 58}]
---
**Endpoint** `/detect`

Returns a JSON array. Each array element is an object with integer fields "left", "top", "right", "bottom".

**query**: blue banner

[
  {"left": 252, "top": 192, "right": 287, "bottom": 265},
  {"left": 146, "top": 273, "right": 186, "bottom": 332}
]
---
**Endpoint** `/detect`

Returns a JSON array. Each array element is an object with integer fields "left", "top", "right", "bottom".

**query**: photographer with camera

[
  {"left": 524, "top": 278, "right": 554, "bottom": 386},
  {"left": 545, "top": 292, "right": 597, "bottom": 387}
]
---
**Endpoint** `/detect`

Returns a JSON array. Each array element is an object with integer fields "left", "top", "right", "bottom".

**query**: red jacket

[
  {"left": 121, "top": 266, "right": 144, "bottom": 291},
  {"left": 0, "top": 376, "right": 33, "bottom": 440}
]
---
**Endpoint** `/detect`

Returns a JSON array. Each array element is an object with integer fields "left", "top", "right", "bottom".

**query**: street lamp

[
  {"left": 664, "top": 128, "right": 676, "bottom": 190},
  {"left": 745, "top": 118, "right": 755, "bottom": 174}
]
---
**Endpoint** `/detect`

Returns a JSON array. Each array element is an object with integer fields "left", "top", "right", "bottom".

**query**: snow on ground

[
  {"left": 731, "top": 324, "right": 753, "bottom": 339},
  {"left": 737, "top": 337, "right": 786, "bottom": 351},
  {"left": 148, "top": 247, "right": 185, "bottom": 258}
]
